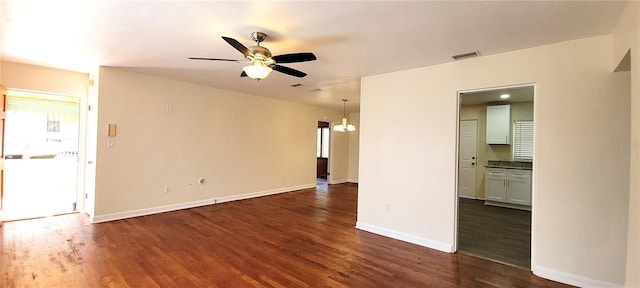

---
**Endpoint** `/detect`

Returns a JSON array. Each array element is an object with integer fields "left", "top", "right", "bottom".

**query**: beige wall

[
  {"left": 359, "top": 35, "right": 630, "bottom": 286},
  {"left": 613, "top": 2, "right": 640, "bottom": 287},
  {"left": 348, "top": 112, "right": 360, "bottom": 183},
  {"left": 460, "top": 101, "right": 533, "bottom": 198},
  {"left": 94, "top": 67, "right": 349, "bottom": 219},
  {"left": 1, "top": 61, "right": 89, "bottom": 96}
]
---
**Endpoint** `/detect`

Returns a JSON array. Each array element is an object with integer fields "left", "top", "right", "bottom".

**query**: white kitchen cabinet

[
  {"left": 506, "top": 170, "right": 532, "bottom": 205},
  {"left": 484, "top": 168, "right": 531, "bottom": 208},
  {"left": 485, "top": 168, "right": 507, "bottom": 202},
  {"left": 486, "top": 105, "right": 511, "bottom": 144}
]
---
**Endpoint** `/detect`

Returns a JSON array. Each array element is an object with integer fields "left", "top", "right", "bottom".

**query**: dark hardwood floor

[
  {"left": 1, "top": 184, "right": 570, "bottom": 287},
  {"left": 458, "top": 198, "right": 531, "bottom": 268}
]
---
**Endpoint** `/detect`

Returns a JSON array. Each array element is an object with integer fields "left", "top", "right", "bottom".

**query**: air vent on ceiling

[{"left": 452, "top": 50, "right": 480, "bottom": 60}]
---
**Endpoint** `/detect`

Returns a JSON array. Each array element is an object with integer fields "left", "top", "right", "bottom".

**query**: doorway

[
  {"left": 317, "top": 121, "right": 330, "bottom": 186},
  {"left": 456, "top": 84, "right": 535, "bottom": 268},
  {"left": 1, "top": 89, "right": 81, "bottom": 221}
]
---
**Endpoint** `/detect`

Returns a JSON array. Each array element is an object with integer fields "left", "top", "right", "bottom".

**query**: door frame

[
  {"left": 0, "top": 85, "right": 6, "bottom": 216},
  {"left": 317, "top": 121, "right": 331, "bottom": 182},
  {"left": 3, "top": 88, "right": 86, "bottom": 218},
  {"left": 453, "top": 83, "right": 537, "bottom": 267}
]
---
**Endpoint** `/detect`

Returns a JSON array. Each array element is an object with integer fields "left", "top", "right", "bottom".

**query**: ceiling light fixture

[
  {"left": 500, "top": 94, "right": 510, "bottom": 99},
  {"left": 333, "top": 99, "right": 356, "bottom": 132},
  {"left": 242, "top": 60, "right": 272, "bottom": 80}
]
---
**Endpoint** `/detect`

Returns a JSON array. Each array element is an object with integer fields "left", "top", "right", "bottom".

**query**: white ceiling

[
  {"left": 461, "top": 85, "right": 534, "bottom": 106},
  {"left": 0, "top": 1, "right": 627, "bottom": 113}
]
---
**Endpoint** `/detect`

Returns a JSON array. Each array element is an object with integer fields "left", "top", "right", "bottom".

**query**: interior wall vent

[{"left": 452, "top": 50, "right": 480, "bottom": 60}]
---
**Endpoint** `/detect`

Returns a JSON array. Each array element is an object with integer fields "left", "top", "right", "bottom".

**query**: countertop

[{"left": 485, "top": 160, "right": 532, "bottom": 170}]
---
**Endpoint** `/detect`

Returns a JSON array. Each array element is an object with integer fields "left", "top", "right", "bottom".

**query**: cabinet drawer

[
  {"left": 486, "top": 168, "right": 507, "bottom": 177},
  {"left": 507, "top": 170, "right": 531, "bottom": 179}
]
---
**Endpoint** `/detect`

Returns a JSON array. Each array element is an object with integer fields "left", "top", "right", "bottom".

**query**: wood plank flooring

[
  {"left": 458, "top": 198, "right": 532, "bottom": 268},
  {"left": 1, "top": 184, "right": 571, "bottom": 287}
]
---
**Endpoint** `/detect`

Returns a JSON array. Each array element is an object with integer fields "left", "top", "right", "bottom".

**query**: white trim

[
  {"left": 533, "top": 266, "right": 622, "bottom": 288},
  {"left": 215, "top": 183, "right": 315, "bottom": 204},
  {"left": 329, "top": 178, "right": 349, "bottom": 185},
  {"left": 484, "top": 200, "right": 531, "bottom": 211},
  {"left": 346, "top": 178, "right": 359, "bottom": 183},
  {"left": 457, "top": 83, "right": 536, "bottom": 95},
  {"left": 355, "top": 221, "right": 453, "bottom": 253},
  {"left": 90, "top": 198, "right": 217, "bottom": 223},
  {"left": 90, "top": 183, "right": 316, "bottom": 223}
]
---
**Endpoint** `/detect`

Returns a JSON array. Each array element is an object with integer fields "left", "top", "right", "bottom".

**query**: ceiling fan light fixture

[
  {"left": 189, "top": 32, "right": 316, "bottom": 79},
  {"left": 243, "top": 61, "right": 272, "bottom": 80}
]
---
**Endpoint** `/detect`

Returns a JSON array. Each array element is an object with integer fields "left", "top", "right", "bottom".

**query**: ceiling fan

[{"left": 189, "top": 32, "right": 317, "bottom": 80}]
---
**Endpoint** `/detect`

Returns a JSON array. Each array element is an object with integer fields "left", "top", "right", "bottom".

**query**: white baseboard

[
  {"left": 329, "top": 179, "right": 358, "bottom": 184},
  {"left": 484, "top": 200, "right": 531, "bottom": 211},
  {"left": 533, "top": 266, "right": 622, "bottom": 288},
  {"left": 90, "top": 198, "right": 217, "bottom": 223},
  {"left": 355, "top": 221, "right": 453, "bottom": 253},
  {"left": 215, "top": 183, "right": 316, "bottom": 204},
  {"left": 91, "top": 183, "right": 316, "bottom": 223},
  {"left": 329, "top": 178, "right": 349, "bottom": 184}
]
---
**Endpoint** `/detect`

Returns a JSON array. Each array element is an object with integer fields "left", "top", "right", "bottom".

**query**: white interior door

[{"left": 458, "top": 120, "right": 477, "bottom": 198}]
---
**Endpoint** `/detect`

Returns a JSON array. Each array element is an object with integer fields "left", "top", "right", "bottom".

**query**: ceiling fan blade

[
  {"left": 273, "top": 65, "right": 307, "bottom": 78},
  {"left": 222, "top": 36, "right": 253, "bottom": 58},
  {"left": 240, "top": 71, "right": 248, "bottom": 77},
  {"left": 272, "top": 53, "right": 317, "bottom": 63},
  {"left": 188, "top": 57, "right": 240, "bottom": 62}
]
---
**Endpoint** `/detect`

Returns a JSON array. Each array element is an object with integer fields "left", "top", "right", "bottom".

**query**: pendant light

[{"left": 333, "top": 99, "right": 356, "bottom": 132}]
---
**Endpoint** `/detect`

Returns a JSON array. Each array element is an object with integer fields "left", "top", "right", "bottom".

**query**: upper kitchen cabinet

[{"left": 486, "top": 104, "right": 511, "bottom": 144}]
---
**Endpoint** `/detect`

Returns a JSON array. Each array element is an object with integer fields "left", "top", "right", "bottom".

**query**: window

[
  {"left": 513, "top": 120, "right": 533, "bottom": 161},
  {"left": 47, "top": 113, "right": 61, "bottom": 132},
  {"left": 317, "top": 127, "right": 330, "bottom": 158}
]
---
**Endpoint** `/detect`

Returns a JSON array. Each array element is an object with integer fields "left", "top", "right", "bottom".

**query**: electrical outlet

[
  {"left": 164, "top": 185, "right": 171, "bottom": 193},
  {"left": 385, "top": 203, "right": 390, "bottom": 212}
]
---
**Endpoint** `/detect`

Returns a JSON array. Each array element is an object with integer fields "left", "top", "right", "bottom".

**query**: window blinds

[{"left": 513, "top": 120, "right": 534, "bottom": 161}]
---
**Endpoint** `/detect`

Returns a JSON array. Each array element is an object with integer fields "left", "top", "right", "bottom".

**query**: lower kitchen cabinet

[
  {"left": 485, "top": 168, "right": 531, "bottom": 208},
  {"left": 506, "top": 170, "right": 531, "bottom": 205},
  {"left": 485, "top": 169, "right": 507, "bottom": 202}
]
